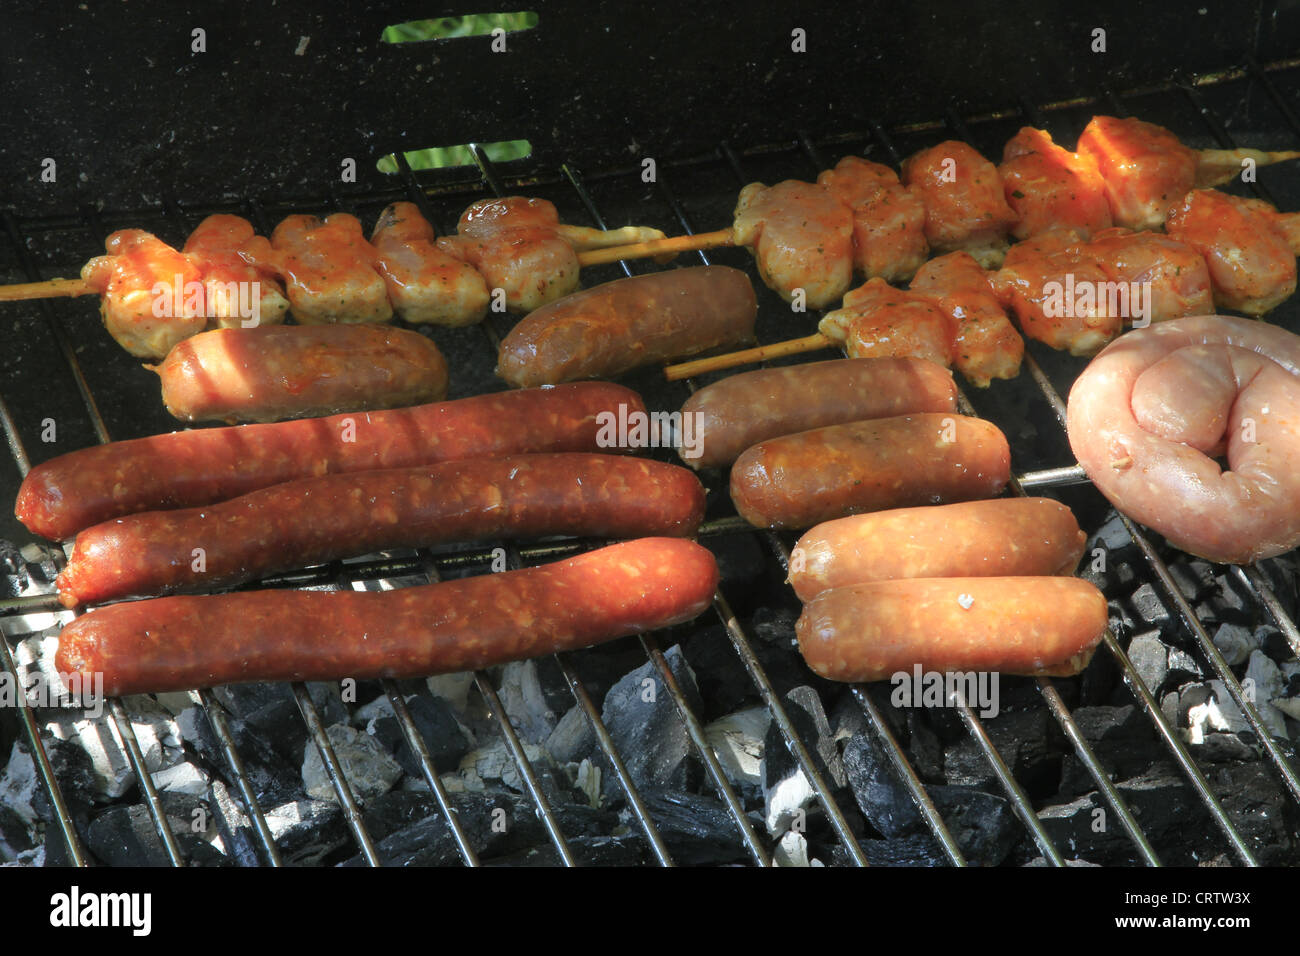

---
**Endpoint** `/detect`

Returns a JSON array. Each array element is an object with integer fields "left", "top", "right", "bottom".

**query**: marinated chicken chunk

[
  {"left": 911, "top": 251, "right": 1023, "bottom": 386},
  {"left": 999, "top": 127, "right": 1113, "bottom": 241},
  {"left": 901, "top": 141, "right": 1017, "bottom": 268},
  {"left": 818, "top": 156, "right": 929, "bottom": 282},
  {"left": 183, "top": 214, "right": 289, "bottom": 329},
  {"left": 733, "top": 180, "right": 855, "bottom": 308},
  {"left": 239, "top": 214, "right": 392, "bottom": 325},
  {"left": 371, "top": 202, "right": 490, "bottom": 326},
  {"left": 81, "top": 230, "right": 206, "bottom": 359}
]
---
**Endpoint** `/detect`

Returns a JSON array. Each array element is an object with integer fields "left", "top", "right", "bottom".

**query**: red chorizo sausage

[
  {"left": 16, "top": 382, "right": 644, "bottom": 541},
  {"left": 152, "top": 325, "right": 449, "bottom": 424},
  {"left": 56, "top": 537, "right": 720, "bottom": 697},
  {"left": 496, "top": 266, "right": 757, "bottom": 387},
  {"left": 679, "top": 357, "right": 958, "bottom": 469},
  {"left": 56, "top": 454, "right": 706, "bottom": 607},
  {"left": 796, "top": 576, "right": 1108, "bottom": 681},
  {"left": 729, "top": 413, "right": 1011, "bottom": 530},
  {"left": 788, "top": 498, "right": 1087, "bottom": 601}
]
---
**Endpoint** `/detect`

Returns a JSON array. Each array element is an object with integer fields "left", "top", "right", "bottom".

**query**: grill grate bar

[
  {"left": 107, "top": 696, "right": 187, "bottom": 865},
  {"left": 1102, "top": 630, "right": 1259, "bottom": 864},
  {"left": 1236, "top": 565, "right": 1300, "bottom": 658},
  {"left": 553, "top": 650, "right": 677, "bottom": 866},
  {"left": 849, "top": 687, "right": 967, "bottom": 865},
  {"left": 382, "top": 673, "right": 481, "bottom": 867},
  {"left": 1176, "top": 74, "right": 1280, "bottom": 207},
  {"left": 291, "top": 681, "right": 382, "bottom": 866},
  {"left": 1247, "top": 55, "right": 1300, "bottom": 139},
  {"left": 195, "top": 688, "right": 284, "bottom": 867},
  {"left": 1035, "top": 677, "right": 1162, "bottom": 866},
  {"left": 639, "top": 632, "right": 771, "bottom": 866},
  {"left": 473, "top": 669, "right": 579, "bottom": 866},
  {"left": 952, "top": 690, "right": 1065, "bottom": 865}
]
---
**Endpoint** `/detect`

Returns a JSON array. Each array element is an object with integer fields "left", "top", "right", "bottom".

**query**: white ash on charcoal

[
  {"left": 260, "top": 798, "right": 348, "bottom": 866},
  {"left": 1166, "top": 645, "right": 1203, "bottom": 685},
  {"left": 1126, "top": 631, "right": 1168, "bottom": 692},
  {"left": 424, "top": 671, "right": 478, "bottom": 716},
  {"left": 595, "top": 645, "right": 704, "bottom": 802},
  {"left": 681, "top": 616, "right": 808, "bottom": 720},
  {"left": 301, "top": 723, "right": 403, "bottom": 805},
  {"left": 0, "top": 742, "right": 39, "bottom": 860},
  {"left": 774, "top": 830, "right": 824, "bottom": 867},
  {"left": 761, "top": 685, "right": 843, "bottom": 837},
  {"left": 704, "top": 706, "right": 769, "bottom": 788},
  {"left": 208, "top": 680, "right": 347, "bottom": 767},
  {"left": 204, "top": 778, "right": 263, "bottom": 868},
  {"left": 496, "top": 660, "right": 558, "bottom": 745},
  {"left": 37, "top": 703, "right": 184, "bottom": 803},
  {"left": 457, "top": 736, "right": 578, "bottom": 808},
  {"left": 544, "top": 704, "right": 596, "bottom": 764}
]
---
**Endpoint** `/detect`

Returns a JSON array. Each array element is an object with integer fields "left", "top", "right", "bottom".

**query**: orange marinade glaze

[{"left": 999, "top": 127, "right": 1113, "bottom": 241}]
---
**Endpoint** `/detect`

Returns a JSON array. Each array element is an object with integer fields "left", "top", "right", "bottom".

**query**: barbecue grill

[{"left": 2, "top": 2, "right": 1299, "bottom": 871}]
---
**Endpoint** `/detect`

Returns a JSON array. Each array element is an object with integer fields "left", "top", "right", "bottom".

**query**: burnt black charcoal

[
  {"left": 385, "top": 694, "right": 470, "bottom": 777},
  {"left": 708, "top": 533, "right": 766, "bottom": 592},
  {"left": 1107, "top": 599, "right": 1136, "bottom": 641},
  {"left": 205, "top": 779, "right": 263, "bottom": 868},
  {"left": 1056, "top": 706, "right": 1167, "bottom": 798},
  {"left": 85, "top": 793, "right": 229, "bottom": 867},
  {"left": 263, "top": 798, "right": 348, "bottom": 866},
  {"left": 0, "top": 801, "right": 35, "bottom": 857},
  {"left": 943, "top": 710, "right": 1063, "bottom": 798},
  {"left": 1126, "top": 631, "right": 1167, "bottom": 693},
  {"left": 497, "top": 660, "right": 559, "bottom": 745},
  {"left": 178, "top": 706, "right": 303, "bottom": 806},
  {"left": 1167, "top": 559, "right": 1217, "bottom": 603},
  {"left": 599, "top": 645, "right": 703, "bottom": 799},
  {"left": 1256, "top": 558, "right": 1298, "bottom": 620},
  {"left": 1210, "top": 574, "right": 1252, "bottom": 624},
  {"left": 831, "top": 833, "right": 950, "bottom": 867},
  {"left": 0, "top": 539, "right": 28, "bottom": 596},
  {"left": 843, "top": 730, "right": 917, "bottom": 838},
  {"left": 1078, "top": 642, "right": 1123, "bottom": 707},
  {"left": 1256, "top": 625, "right": 1293, "bottom": 664},
  {"left": 748, "top": 606, "right": 800, "bottom": 648},
  {"left": 488, "top": 834, "right": 647, "bottom": 866},
  {"left": 1166, "top": 646, "right": 1203, "bottom": 684},
  {"left": 929, "top": 787, "right": 1020, "bottom": 867},
  {"left": 905, "top": 711, "right": 947, "bottom": 783},
  {"left": 762, "top": 685, "right": 843, "bottom": 793},
  {"left": 682, "top": 625, "right": 760, "bottom": 719},
  {"left": 635, "top": 788, "right": 754, "bottom": 865},
  {"left": 1129, "top": 583, "right": 1172, "bottom": 629},
  {"left": 1093, "top": 512, "right": 1136, "bottom": 557},
  {"left": 207, "top": 681, "right": 345, "bottom": 767}
]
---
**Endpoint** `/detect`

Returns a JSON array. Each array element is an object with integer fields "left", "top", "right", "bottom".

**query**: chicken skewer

[
  {"left": 0, "top": 199, "right": 667, "bottom": 358},
  {"left": 556, "top": 116, "right": 1300, "bottom": 300},
  {"left": 666, "top": 188, "right": 1298, "bottom": 381}
]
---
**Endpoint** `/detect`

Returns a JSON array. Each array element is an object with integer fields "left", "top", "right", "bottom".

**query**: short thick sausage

[
  {"left": 788, "top": 497, "right": 1087, "bottom": 601},
  {"left": 496, "top": 266, "right": 757, "bottom": 387},
  {"left": 729, "top": 413, "right": 1011, "bottom": 530},
  {"left": 796, "top": 576, "right": 1108, "bottom": 681},
  {"left": 57, "top": 454, "right": 706, "bottom": 607},
  {"left": 56, "top": 537, "right": 720, "bottom": 697},
  {"left": 17, "top": 382, "right": 644, "bottom": 541},
  {"left": 153, "top": 325, "right": 449, "bottom": 423},
  {"left": 679, "top": 357, "right": 958, "bottom": 469}
]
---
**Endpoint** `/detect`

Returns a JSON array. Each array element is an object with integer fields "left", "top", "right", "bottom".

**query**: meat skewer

[
  {"left": 0, "top": 199, "right": 668, "bottom": 358},
  {"left": 667, "top": 190, "right": 1300, "bottom": 380}
]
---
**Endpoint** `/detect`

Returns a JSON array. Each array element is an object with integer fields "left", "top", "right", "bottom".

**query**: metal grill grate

[{"left": 3, "top": 62, "right": 1300, "bottom": 867}]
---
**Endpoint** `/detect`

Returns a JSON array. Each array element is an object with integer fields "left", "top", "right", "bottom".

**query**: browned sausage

[
  {"left": 796, "top": 576, "right": 1108, "bottom": 681},
  {"left": 57, "top": 454, "right": 706, "bottom": 607},
  {"left": 56, "top": 537, "right": 720, "bottom": 697},
  {"left": 679, "top": 357, "right": 958, "bottom": 469},
  {"left": 152, "top": 325, "right": 449, "bottom": 424},
  {"left": 496, "top": 266, "right": 757, "bottom": 387},
  {"left": 16, "top": 382, "right": 644, "bottom": 541},
  {"left": 729, "top": 413, "right": 1011, "bottom": 530},
  {"left": 788, "top": 498, "right": 1086, "bottom": 601}
]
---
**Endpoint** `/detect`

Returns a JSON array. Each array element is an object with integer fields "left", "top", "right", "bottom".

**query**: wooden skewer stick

[
  {"left": 575, "top": 228, "right": 735, "bottom": 267},
  {"left": 664, "top": 332, "right": 834, "bottom": 381},
  {"left": 1195, "top": 148, "right": 1300, "bottom": 188},
  {"left": 0, "top": 277, "right": 92, "bottom": 302}
]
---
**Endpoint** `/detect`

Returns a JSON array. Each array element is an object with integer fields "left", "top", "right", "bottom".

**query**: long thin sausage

[
  {"left": 57, "top": 454, "right": 706, "bottom": 607},
  {"left": 796, "top": 576, "right": 1108, "bottom": 681},
  {"left": 789, "top": 498, "right": 1086, "bottom": 601},
  {"left": 680, "top": 357, "right": 958, "bottom": 469},
  {"left": 56, "top": 538, "right": 720, "bottom": 697},
  {"left": 152, "top": 324, "right": 449, "bottom": 423},
  {"left": 730, "top": 413, "right": 1011, "bottom": 530},
  {"left": 17, "top": 382, "right": 644, "bottom": 541},
  {"left": 496, "top": 266, "right": 757, "bottom": 387}
]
